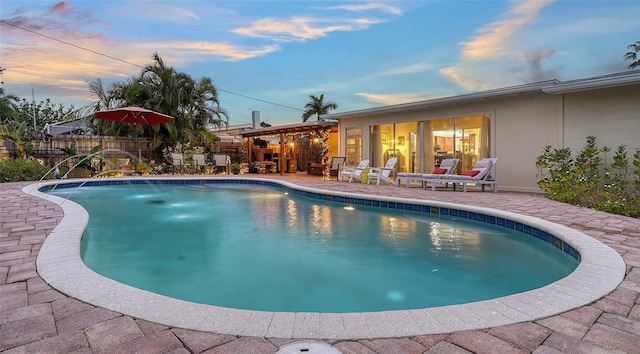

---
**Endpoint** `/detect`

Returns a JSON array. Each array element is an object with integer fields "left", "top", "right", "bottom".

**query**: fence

[{"left": 1, "top": 135, "right": 248, "bottom": 170}]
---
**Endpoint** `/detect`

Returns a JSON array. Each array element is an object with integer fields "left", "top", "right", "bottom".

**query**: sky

[{"left": 1, "top": 0, "right": 638, "bottom": 126}]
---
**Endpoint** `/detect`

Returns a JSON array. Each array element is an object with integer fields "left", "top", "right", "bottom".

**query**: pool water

[{"left": 52, "top": 184, "right": 578, "bottom": 313}]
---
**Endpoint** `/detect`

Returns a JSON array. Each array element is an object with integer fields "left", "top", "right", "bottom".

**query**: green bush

[
  {"left": 0, "top": 158, "right": 54, "bottom": 182},
  {"left": 536, "top": 136, "right": 640, "bottom": 217}
]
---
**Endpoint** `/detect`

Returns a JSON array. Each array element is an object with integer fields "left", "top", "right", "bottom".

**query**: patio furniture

[
  {"left": 397, "top": 158, "right": 460, "bottom": 188},
  {"left": 329, "top": 157, "right": 346, "bottom": 180},
  {"left": 367, "top": 157, "right": 398, "bottom": 185},
  {"left": 170, "top": 153, "right": 185, "bottom": 174},
  {"left": 213, "top": 154, "right": 231, "bottom": 174},
  {"left": 192, "top": 154, "right": 207, "bottom": 173},
  {"left": 308, "top": 162, "right": 325, "bottom": 176},
  {"left": 423, "top": 158, "right": 498, "bottom": 192},
  {"left": 340, "top": 159, "right": 370, "bottom": 183}
]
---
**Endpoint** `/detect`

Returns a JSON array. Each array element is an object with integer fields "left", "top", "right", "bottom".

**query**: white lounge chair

[
  {"left": 340, "top": 159, "right": 370, "bottom": 183},
  {"left": 423, "top": 158, "right": 499, "bottom": 192},
  {"left": 367, "top": 157, "right": 398, "bottom": 185},
  {"left": 397, "top": 158, "right": 459, "bottom": 188}
]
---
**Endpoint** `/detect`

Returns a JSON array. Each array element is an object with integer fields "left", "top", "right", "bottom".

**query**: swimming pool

[
  {"left": 54, "top": 183, "right": 577, "bottom": 313},
  {"left": 29, "top": 177, "right": 625, "bottom": 338}
]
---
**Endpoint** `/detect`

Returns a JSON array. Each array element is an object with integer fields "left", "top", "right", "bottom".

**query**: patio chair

[
  {"left": 423, "top": 158, "right": 499, "bottom": 192},
  {"left": 192, "top": 154, "right": 207, "bottom": 173},
  {"left": 170, "top": 153, "right": 185, "bottom": 174},
  {"left": 329, "top": 156, "right": 346, "bottom": 180},
  {"left": 397, "top": 158, "right": 460, "bottom": 188},
  {"left": 367, "top": 157, "right": 398, "bottom": 185},
  {"left": 213, "top": 154, "right": 231, "bottom": 174},
  {"left": 340, "top": 159, "right": 370, "bottom": 183}
]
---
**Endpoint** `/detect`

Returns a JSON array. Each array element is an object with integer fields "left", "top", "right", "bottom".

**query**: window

[{"left": 345, "top": 127, "right": 362, "bottom": 165}]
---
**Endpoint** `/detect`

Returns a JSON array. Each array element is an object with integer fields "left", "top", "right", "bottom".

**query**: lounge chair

[
  {"left": 397, "top": 158, "right": 459, "bottom": 188},
  {"left": 329, "top": 156, "right": 346, "bottom": 180},
  {"left": 367, "top": 157, "right": 398, "bottom": 185},
  {"left": 423, "top": 158, "right": 498, "bottom": 192},
  {"left": 213, "top": 154, "right": 231, "bottom": 174},
  {"left": 340, "top": 159, "right": 370, "bottom": 183}
]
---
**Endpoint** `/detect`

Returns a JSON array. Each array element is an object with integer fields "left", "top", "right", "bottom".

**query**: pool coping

[{"left": 26, "top": 177, "right": 626, "bottom": 339}]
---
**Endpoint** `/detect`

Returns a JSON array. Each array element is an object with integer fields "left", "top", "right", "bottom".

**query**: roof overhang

[
  {"left": 322, "top": 70, "right": 640, "bottom": 120},
  {"left": 321, "top": 81, "right": 556, "bottom": 120},
  {"left": 239, "top": 120, "right": 338, "bottom": 138},
  {"left": 542, "top": 70, "right": 640, "bottom": 94}
]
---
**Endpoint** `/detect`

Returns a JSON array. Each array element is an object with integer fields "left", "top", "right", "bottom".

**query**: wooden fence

[{"left": 0, "top": 135, "right": 247, "bottom": 170}]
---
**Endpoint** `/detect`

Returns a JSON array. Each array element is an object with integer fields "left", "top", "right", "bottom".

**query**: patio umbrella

[{"left": 95, "top": 107, "right": 173, "bottom": 163}]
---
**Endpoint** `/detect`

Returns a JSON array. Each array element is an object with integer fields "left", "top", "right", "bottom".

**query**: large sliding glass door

[
  {"left": 432, "top": 115, "right": 490, "bottom": 173},
  {"left": 366, "top": 114, "right": 490, "bottom": 175},
  {"left": 369, "top": 122, "right": 419, "bottom": 173}
]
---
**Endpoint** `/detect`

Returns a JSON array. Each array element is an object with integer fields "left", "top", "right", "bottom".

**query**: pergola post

[
  {"left": 280, "top": 133, "right": 285, "bottom": 175},
  {"left": 247, "top": 137, "right": 253, "bottom": 171}
]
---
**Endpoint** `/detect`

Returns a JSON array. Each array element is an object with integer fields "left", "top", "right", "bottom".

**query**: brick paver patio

[{"left": 1, "top": 175, "right": 639, "bottom": 353}]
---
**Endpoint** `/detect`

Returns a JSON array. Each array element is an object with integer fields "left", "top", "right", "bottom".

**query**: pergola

[{"left": 239, "top": 120, "right": 338, "bottom": 176}]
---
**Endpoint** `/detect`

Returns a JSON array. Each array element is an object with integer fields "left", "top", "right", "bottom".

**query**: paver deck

[{"left": 1, "top": 175, "right": 639, "bottom": 353}]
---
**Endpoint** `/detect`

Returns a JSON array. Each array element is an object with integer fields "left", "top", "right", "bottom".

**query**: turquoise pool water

[{"left": 51, "top": 183, "right": 578, "bottom": 313}]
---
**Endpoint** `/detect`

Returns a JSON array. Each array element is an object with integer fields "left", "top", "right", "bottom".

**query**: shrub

[
  {"left": 0, "top": 158, "right": 54, "bottom": 182},
  {"left": 536, "top": 136, "right": 640, "bottom": 217}
]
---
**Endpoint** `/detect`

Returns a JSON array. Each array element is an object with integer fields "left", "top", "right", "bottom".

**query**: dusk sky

[{"left": 1, "top": 1, "right": 638, "bottom": 126}]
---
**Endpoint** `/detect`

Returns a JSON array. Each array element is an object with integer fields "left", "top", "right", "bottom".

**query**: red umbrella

[{"left": 95, "top": 107, "right": 173, "bottom": 163}]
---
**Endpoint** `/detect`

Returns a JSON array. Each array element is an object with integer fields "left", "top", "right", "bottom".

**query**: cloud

[
  {"left": 381, "top": 63, "right": 436, "bottom": 76},
  {"left": 0, "top": 3, "right": 280, "bottom": 107},
  {"left": 355, "top": 92, "right": 439, "bottom": 105},
  {"left": 461, "top": 0, "right": 554, "bottom": 60},
  {"left": 121, "top": 1, "right": 203, "bottom": 23},
  {"left": 523, "top": 49, "right": 558, "bottom": 82},
  {"left": 152, "top": 41, "right": 279, "bottom": 62},
  {"left": 233, "top": 16, "right": 384, "bottom": 42},
  {"left": 441, "top": 0, "right": 557, "bottom": 90},
  {"left": 322, "top": 2, "right": 403, "bottom": 15}
]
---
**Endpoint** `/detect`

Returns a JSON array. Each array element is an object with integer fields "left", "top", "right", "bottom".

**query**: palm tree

[
  {"left": 302, "top": 93, "right": 338, "bottom": 122},
  {"left": 141, "top": 53, "right": 227, "bottom": 146},
  {"left": 0, "top": 121, "right": 32, "bottom": 158},
  {"left": 86, "top": 53, "right": 228, "bottom": 150},
  {"left": 624, "top": 40, "right": 640, "bottom": 69},
  {"left": 0, "top": 66, "right": 20, "bottom": 123}
]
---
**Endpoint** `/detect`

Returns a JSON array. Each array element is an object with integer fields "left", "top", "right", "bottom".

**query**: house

[{"left": 322, "top": 70, "right": 640, "bottom": 192}]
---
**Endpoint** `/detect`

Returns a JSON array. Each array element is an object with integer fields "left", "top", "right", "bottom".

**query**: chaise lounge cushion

[
  {"left": 474, "top": 160, "right": 493, "bottom": 169},
  {"left": 432, "top": 168, "right": 448, "bottom": 174},
  {"left": 461, "top": 170, "right": 480, "bottom": 177}
]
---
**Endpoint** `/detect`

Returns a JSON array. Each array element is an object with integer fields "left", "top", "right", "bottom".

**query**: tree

[
  {"left": 302, "top": 93, "right": 338, "bottom": 122},
  {"left": 140, "top": 53, "right": 228, "bottom": 146},
  {"left": 0, "top": 121, "right": 32, "bottom": 158},
  {"left": 624, "top": 40, "right": 640, "bottom": 69},
  {"left": 86, "top": 53, "right": 228, "bottom": 151},
  {"left": 14, "top": 98, "right": 76, "bottom": 134},
  {"left": 0, "top": 66, "right": 20, "bottom": 123}
]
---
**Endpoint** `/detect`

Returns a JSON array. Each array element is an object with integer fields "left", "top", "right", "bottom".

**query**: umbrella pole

[{"left": 134, "top": 122, "right": 139, "bottom": 173}]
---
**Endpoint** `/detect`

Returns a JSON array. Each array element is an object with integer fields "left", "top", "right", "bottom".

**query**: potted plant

[{"left": 230, "top": 163, "right": 241, "bottom": 174}]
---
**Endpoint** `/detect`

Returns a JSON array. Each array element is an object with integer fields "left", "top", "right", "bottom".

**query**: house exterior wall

[
  {"left": 562, "top": 84, "right": 640, "bottom": 154},
  {"left": 337, "top": 93, "right": 567, "bottom": 193}
]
